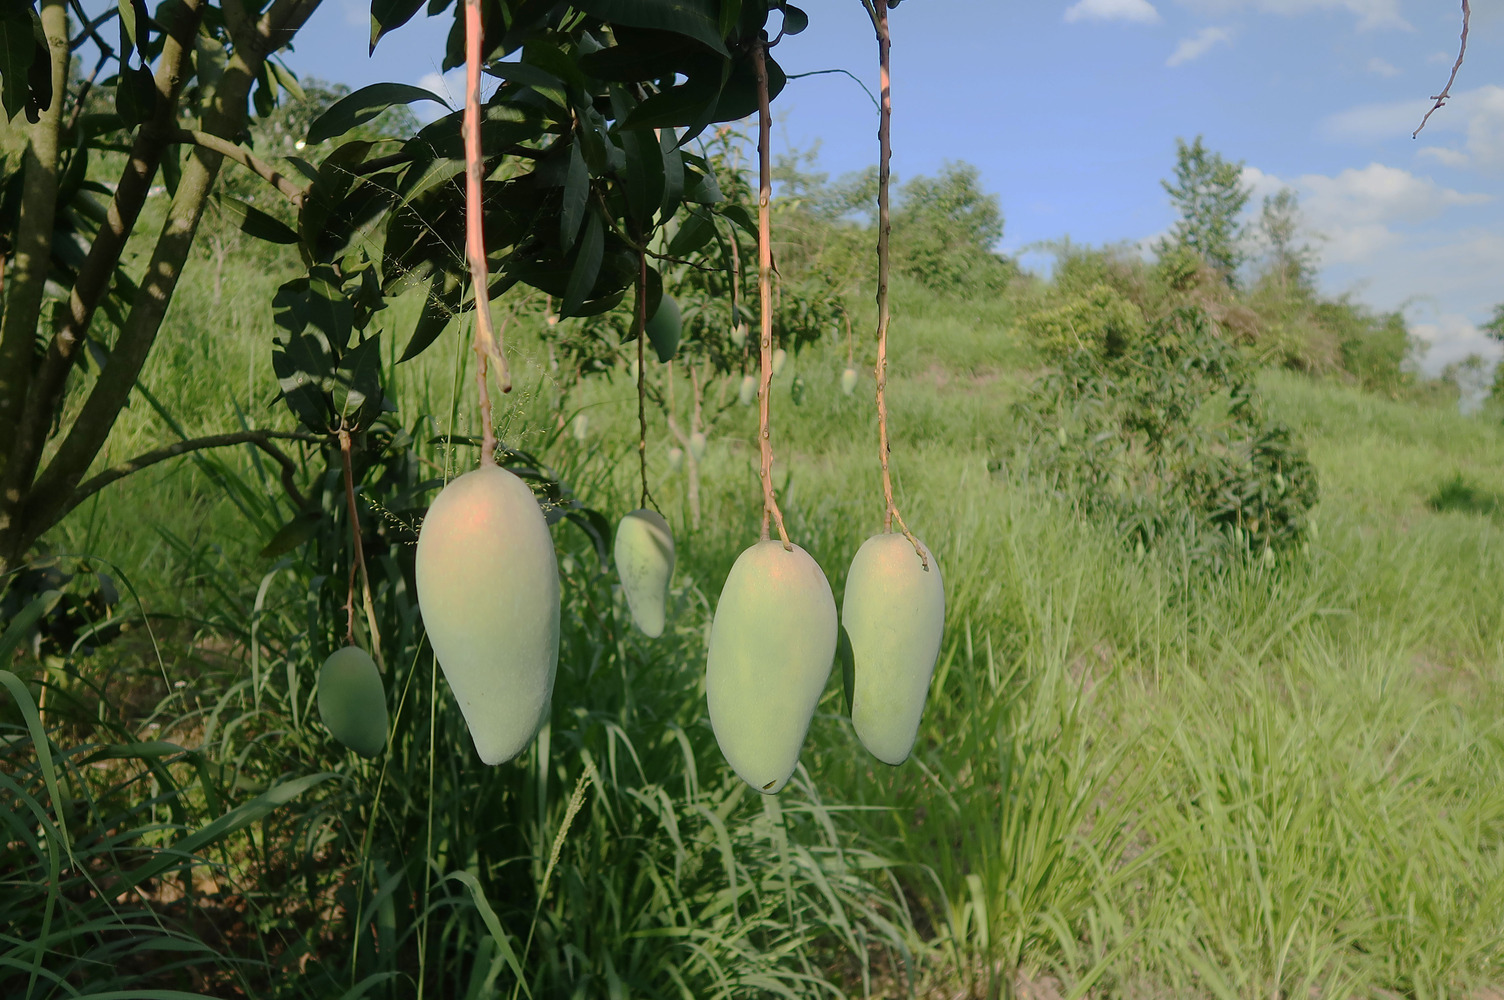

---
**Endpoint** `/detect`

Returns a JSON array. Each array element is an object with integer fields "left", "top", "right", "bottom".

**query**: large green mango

[
  {"left": 842, "top": 533, "right": 944, "bottom": 765},
  {"left": 317, "top": 645, "right": 387, "bottom": 759},
  {"left": 416, "top": 465, "right": 560, "bottom": 765},
  {"left": 841, "top": 366, "right": 859, "bottom": 396},
  {"left": 614, "top": 509, "right": 675, "bottom": 638},
  {"left": 645, "top": 295, "right": 681, "bottom": 363},
  {"left": 706, "top": 540, "right": 837, "bottom": 793}
]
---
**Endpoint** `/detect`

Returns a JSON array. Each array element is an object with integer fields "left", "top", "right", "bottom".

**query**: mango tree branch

[
  {"left": 18, "top": 0, "right": 322, "bottom": 558},
  {"left": 169, "top": 129, "right": 307, "bottom": 205},
  {"left": 5, "top": 0, "right": 205, "bottom": 522},
  {"left": 0, "top": 0, "right": 70, "bottom": 464},
  {"left": 55, "top": 430, "right": 319, "bottom": 525},
  {"left": 752, "top": 38, "right": 790, "bottom": 550}
]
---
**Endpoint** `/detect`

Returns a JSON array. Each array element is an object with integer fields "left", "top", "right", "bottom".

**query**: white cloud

[
  {"left": 1064, "top": 0, "right": 1162, "bottom": 23},
  {"left": 1174, "top": 0, "right": 1408, "bottom": 30},
  {"left": 1323, "top": 97, "right": 1433, "bottom": 141},
  {"left": 1166, "top": 26, "right": 1231, "bottom": 66},
  {"left": 1410, "top": 313, "right": 1500, "bottom": 377},
  {"left": 1366, "top": 56, "right": 1400, "bottom": 77},
  {"left": 1324, "top": 87, "right": 1504, "bottom": 173},
  {"left": 416, "top": 71, "right": 466, "bottom": 122}
]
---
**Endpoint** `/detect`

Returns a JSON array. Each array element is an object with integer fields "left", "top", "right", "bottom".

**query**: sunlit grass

[{"left": 7, "top": 275, "right": 1504, "bottom": 997}]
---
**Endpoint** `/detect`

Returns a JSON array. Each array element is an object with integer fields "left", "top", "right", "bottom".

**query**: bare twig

[
  {"left": 464, "top": 0, "right": 511, "bottom": 404},
  {"left": 869, "top": 0, "right": 924, "bottom": 565},
  {"left": 1414, "top": 0, "right": 1471, "bottom": 139},
  {"left": 752, "top": 39, "right": 790, "bottom": 550}
]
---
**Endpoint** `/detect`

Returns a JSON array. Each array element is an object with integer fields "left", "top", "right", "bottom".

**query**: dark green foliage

[
  {"left": 1017, "top": 302, "right": 1319, "bottom": 561},
  {"left": 891, "top": 161, "right": 1014, "bottom": 295}
]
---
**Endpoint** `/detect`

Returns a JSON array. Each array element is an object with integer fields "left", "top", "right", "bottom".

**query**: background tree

[
  {"left": 891, "top": 159, "right": 1012, "bottom": 294},
  {"left": 1256, "top": 187, "right": 1318, "bottom": 300},
  {"left": 1158, "top": 135, "right": 1251, "bottom": 287}
]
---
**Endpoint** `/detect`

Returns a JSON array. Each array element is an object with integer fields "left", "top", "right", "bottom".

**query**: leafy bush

[{"left": 1017, "top": 301, "right": 1318, "bottom": 560}]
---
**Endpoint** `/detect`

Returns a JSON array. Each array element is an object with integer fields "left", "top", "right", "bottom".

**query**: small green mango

[
  {"left": 318, "top": 645, "right": 388, "bottom": 759},
  {"left": 707, "top": 540, "right": 837, "bottom": 793},
  {"left": 646, "top": 295, "right": 682, "bottom": 362},
  {"left": 842, "top": 533, "right": 944, "bottom": 766},
  {"left": 688, "top": 432, "right": 707, "bottom": 462},
  {"left": 614, "top": 509, "right": 675, "bottom": 637},
  {"left": 731, "top": 323, "right": 748, "bottom": 349},
  {"left": 667, "top": 446, "right": 684, "bottom": 473},
  {"left": 738, "top": 374, "right": 757, "bottom": 406},
  {"left": 841, "top": 367, "right": 859, "bottom": 396},
  {"left": 572, "top": 413, "right": 588, "bottom": 442},
  {"left": 772, "top": 347, "right": 787, "bottom": 376},
  {"left": 416, "top": 465, "right": 560, "bottom": 765}
]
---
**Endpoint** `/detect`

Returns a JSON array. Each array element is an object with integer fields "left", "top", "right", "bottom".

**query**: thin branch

[
  {"left": 785, "top": 68, "right": 880, "bottom": 111},
  {"left": 170, "top": 128, "right": 306, "bottom": 205},
  {"left": 869, "top": 0, "right": 923, "bottom": 564},
  {"left": 61, "top": 430, "right": 319, "bottom": 522},
  {"left": 464, "top": 0, "right": 511, "bottom": 409},
  {"left": 2, "top": 0, "right": 205, "bottom": 549},
  {"left": 752, "top": 39, "right": 790, "bottom": 550},
  {"left": 20, "top": 0, "right": 321, "bottom": 553},
  {"left": 1414, "top": 0, "right": 1470, "bottom": 139},
  {"left": 67, "top": 0, "right": 117, "bottom": 54}
]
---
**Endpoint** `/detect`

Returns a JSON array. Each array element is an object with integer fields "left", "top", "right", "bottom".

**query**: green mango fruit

[
  {"left": 317, "top": 645, "right": 387, "bottom": 759},
  {"left": 842, "top": 533, "right": 944, "bottom": 766},
  {"left": 772, "top": 347, "right": 787, "bottom": 376},
  {"left": 416, "top": 465, "right": 560, "bottom": 765},
  {"left": 645, "top": 295, "right": 681, "bottom": 363},
  {"left": 667, "top": 446, "right": 684, "bottom": 473},
  {"left": 614, "top": 509, "right": 675, "bottom": 638},
  {"left": 688, "top": 431, "right": 707, "bottom": 462},
  {"left": 731, "top": 323, "right": 748, "bottom": 349},
  {"left": 738, "top": 374, "right": 757, "bottom": 406},
  {"left": 841, "top": 366, "right": 858, "bottom": 396},
  {"left": 572, "top": 413, "right": 588, "bottom": 442},
  {"left": 707, "top": 540, "right": 837, "bottom": 793}
]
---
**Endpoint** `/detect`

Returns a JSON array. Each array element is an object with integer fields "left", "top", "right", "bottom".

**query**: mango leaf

[
  {"left": 561, "top": 213, "right": 604, "bottom": 318},
  {"left": 625, "top": 51, "right": 786, "bottom": 131},
  {"left": 665, "top": 207, "right": 715, "bottom": 258},
  {"left": 307, "top": 83, "right": 449, "bottom": 144},
  {"left": 369, "top": 0, "right": 428, "bottom": 53},
  {"left": 659, "top": 126, "right": 684, "bottom": 220},
  {"left": 334, "top": 335, "right": 388, "bottom": 427},
  {"left": 115, "top": 63, "right": 157, "bottom": 129},
  {"left": 399, "top": 286, "right": 455, "bottom": 362},
  {"left": 571, "top": 0, "right": 727, "bottom": 56},
  {"left": 260, "top": 509, "right": 325, "bottom": 559},
  {"left": 780, "top": 4, "right": 808, "bottom": 35},
  {"left": 307, "top": 270, "right": 354, "bottom": 349},
  {"left": 219, "top": 195, "right": 299, "bottom": 244},
  {"left": 619, "top": 125, "right": 665, "bottom": 228},
  {"left": 559, "top": 141, "right": 588, "bottom": 252}
]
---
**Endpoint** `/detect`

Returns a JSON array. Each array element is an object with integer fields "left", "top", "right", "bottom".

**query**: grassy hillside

[{"left": 9, "top": 273, "right": 1504, "bottom": 998}]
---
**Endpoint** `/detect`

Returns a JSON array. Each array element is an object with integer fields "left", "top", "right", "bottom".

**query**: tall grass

[{"left": 7, "top": 277, "right": 1504, "bottom": 997}]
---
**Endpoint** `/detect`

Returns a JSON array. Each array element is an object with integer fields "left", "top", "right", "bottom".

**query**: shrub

[{"left": 1016, "top": 303, "right": 1318, "bottom": 561}]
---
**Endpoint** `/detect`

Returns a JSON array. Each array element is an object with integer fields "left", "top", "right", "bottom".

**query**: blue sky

[{"left": 279, "top": 1, "right": 1501, "bottom": 373}]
